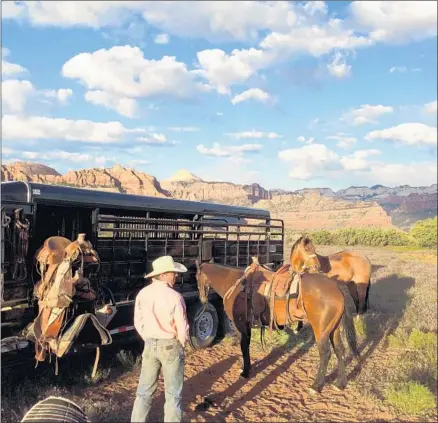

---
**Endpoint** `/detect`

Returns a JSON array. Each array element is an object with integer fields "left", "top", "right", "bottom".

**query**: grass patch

[
  {"left": 116, "top": 350, "right": 142, "bottom": 371},
  {"left": 385, "top": 382, "right": 436, "bottom": 416}
]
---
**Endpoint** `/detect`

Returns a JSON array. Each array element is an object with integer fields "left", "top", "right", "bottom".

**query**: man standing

[{"left": 131, "top": 256, "right": 189, "bottom": 423}]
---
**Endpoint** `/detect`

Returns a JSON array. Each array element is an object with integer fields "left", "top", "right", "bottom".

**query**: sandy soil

[{"left": 2, "top": 245, "right": 437, "bottom": 422}]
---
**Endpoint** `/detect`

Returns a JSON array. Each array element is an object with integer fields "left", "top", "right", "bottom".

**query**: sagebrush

[{"left": 288, "top": 218, "right": 437, "bottom": 247}]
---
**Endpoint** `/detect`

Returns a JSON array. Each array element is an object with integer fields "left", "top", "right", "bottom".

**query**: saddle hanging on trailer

[{"left": 25, "top": 234, "right": 111, "bottom": 375}]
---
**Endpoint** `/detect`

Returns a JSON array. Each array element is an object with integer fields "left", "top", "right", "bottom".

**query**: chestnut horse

[
  {"left": 291, "top": 237, "right": 372, "bottom": 315},
  {"left": 195, "top": 237, "right": 360, "bottom": 394}
]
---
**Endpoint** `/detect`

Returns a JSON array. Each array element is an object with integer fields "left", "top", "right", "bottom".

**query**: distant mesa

[
  {"left": 163, "top": 169, "right": 203, "bottom": 183},
  {"left": 1, "top": 161, "right": 436, "bottom": 231}
]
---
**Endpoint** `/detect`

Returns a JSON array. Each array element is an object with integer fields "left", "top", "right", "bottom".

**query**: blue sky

[{"left": 2, "top": 1, "right": 437, "bottom": 190}]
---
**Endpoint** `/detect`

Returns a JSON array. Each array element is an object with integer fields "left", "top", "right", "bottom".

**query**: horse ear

[
  {"left": 251, "top": 256, "right": 259, "bottom": 265},
  {"left": 209, "top": 258, "right": 214, "bottom": 264},
  {"left": 195, "top": 259, "right": 201, "bottom": 272}
]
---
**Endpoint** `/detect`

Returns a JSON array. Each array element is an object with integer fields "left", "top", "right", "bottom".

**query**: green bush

[
  {"left": 287, "top": 228, "right": 414, "bottom": 247},
  {"left": 287, "top": 218, "right": 437, "bottom": 248},
  {"left": 385, "top": 382, "right": 436, "bottom": 415},
  {"left": 409, "top": 217, "right": 437, "bottom": 248}
]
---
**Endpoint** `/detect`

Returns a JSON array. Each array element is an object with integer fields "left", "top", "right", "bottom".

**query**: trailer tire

[{"left": 188, "top": 302, "right": 219, "bottom": 350}]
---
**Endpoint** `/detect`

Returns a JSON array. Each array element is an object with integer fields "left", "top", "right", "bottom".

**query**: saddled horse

[
  {"left": 291, "top": 236, "right": 372, "bottom": 315},
  {"left": 195, "top": 236, "right": 360, "bottom": 394}
]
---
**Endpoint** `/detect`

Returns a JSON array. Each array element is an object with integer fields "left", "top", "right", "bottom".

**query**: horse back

[
  {"left": 301, "top": 272, "right": 344, "bottom": 303},
  {"left": 326, "top": 250, "right": 372, "bottom": 281}
]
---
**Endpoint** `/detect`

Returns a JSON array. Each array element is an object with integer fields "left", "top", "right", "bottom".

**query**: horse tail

[
  {"left": 364, "top": 279, "right": 371, "bottom": 312},
  {"left": 342, "top": 301, "right": 360, "bottom": 359}
]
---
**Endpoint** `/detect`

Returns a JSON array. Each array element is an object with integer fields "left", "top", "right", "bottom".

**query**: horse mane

[{"left": 290, "top": 235, "right": 304, "bottom": 257}]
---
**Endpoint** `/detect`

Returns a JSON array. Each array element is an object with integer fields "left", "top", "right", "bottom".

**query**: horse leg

[
  {"left": 309, "top": 334, "right": 331, "bottom": 395},
  {"left": 356, "top": 282, "right": 369, "bottom": 315},
  {"left": 240, "top": 322, "right": 252, "bottom": 378},
  {"left": 329, "top": 323, "right": 347, "bottom": 391},
  {"left": 347, "top": 281, "right": 359, "bottom": 314}
]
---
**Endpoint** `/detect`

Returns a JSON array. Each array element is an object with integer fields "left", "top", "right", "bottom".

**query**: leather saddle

[{"left": 30, "top": 234, "right": 100, "bottom": 364}]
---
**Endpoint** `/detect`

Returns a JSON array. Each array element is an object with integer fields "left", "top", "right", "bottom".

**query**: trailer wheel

[{"left": 188, "top": 302, "right": 219, "bottom": 350}]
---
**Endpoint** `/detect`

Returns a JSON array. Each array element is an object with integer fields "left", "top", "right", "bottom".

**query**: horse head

[
  {"left": 195, "top": 260, "right": 210, "bottom": 304},
  {"left": 290, "top": 235, "right": 320, "bottom": 273}
]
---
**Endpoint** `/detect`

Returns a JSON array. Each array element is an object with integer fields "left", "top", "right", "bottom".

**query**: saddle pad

[
  {"left": 55, "top": 313, "right": 112, "bottom": 358},
  {"left": 289, "top": 273, "right": 301, "bottom": 299}
]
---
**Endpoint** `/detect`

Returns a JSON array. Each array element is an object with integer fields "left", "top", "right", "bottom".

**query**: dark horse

[
  {"left": 195, "top": 236, "right": 360, "bottom": 394},
  {"left": 291, "top": 236, "right": 372, "bottom": 315}
]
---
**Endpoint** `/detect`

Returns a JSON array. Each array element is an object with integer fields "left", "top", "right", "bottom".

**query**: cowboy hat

[{"left": 145, "top": 255, "right": 188, "bottom": 279}]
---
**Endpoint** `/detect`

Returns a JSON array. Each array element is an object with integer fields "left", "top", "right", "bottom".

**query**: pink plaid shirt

[{"left": 134, "top": 280, "right": 190, "bottom": 347}]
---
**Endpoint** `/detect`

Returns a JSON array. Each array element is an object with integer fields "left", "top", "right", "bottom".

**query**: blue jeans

[{"left": 131, "top": 338, "right": 185, "bottom": 423}]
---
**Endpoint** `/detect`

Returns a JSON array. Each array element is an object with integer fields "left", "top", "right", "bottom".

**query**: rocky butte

[{"left": 2, "top": 162, "right": 436, "bottom": 230}]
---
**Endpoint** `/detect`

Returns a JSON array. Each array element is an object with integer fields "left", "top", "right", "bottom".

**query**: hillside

[{"left": 2, "top": 161, "right": 436, "bottom": 230}]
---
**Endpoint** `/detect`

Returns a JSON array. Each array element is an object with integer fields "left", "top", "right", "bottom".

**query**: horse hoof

[{"left": 240, "top": 371, "right": 250, "bottom": 379}]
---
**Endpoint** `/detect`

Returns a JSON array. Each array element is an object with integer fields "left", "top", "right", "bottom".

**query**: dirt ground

[{"left": 2, "top": 245, "right": 437, "bottom": 422}]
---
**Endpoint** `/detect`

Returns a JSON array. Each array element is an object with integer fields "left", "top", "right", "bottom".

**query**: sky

[{"left": 1, "top": 0, "right": 437, "bottom": 191}]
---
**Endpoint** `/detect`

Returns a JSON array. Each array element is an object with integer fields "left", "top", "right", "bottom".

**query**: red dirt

[{"left": 78, "top": 332, "right": 399, "bottom": 423}]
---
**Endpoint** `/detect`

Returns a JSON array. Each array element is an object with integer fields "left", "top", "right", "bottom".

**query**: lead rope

[{"left": 91, "top": 347, "right": 100, "bottom": 379}]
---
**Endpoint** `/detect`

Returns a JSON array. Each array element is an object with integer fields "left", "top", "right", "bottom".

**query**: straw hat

[{"left": 145, "top": 255, "right": 188, "bottom": 279}]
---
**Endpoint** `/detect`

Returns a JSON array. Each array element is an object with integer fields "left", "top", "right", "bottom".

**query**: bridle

[{"left": 296, "top": 244, "right": 320, "bottom": 273}]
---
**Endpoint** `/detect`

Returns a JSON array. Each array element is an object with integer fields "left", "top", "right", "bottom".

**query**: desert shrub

[
  {"left": 385, "top": 382, "right": 436, "bottom": 415},
  {"left": 287, "top": 228, "right": 414, "bottom": 247},
  {"left": 409, "top": 217, "right": 437, "bottom": 248}
]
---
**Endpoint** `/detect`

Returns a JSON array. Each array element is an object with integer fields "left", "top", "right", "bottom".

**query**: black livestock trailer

[{"left": 1, "top": 181, "right": 284, "bottom": 366}]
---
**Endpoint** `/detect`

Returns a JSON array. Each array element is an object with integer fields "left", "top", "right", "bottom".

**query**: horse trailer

[{"left": 1, "top": 181, "right": 284, "bottom": 367}]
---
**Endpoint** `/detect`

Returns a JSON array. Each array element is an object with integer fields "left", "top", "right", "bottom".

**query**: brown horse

[
  {"left": 195, "top": 236, "right": 360, "bottom": 394},
  {"left": 291, "top": 237, "right": 372, "bottom": 315}
]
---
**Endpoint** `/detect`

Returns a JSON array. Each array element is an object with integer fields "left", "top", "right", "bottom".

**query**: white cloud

[
  {"left": 259, "top": 18, "right": 372, "bottom": 55},
  {"left": 341, "top": 104, "right": 394, "bottom": 126},
  {"left": 141, "top": 1, "right": 296, "bottom": 43},
  {"left": 367, "top": 162, "right": 437, "bottom": 187},
  {"left": 2, "top": 79, "right": 73, "bottom": 113},
  {"left": 365, "top": 123, "right": 437, "bottom": 146},
  {"left": 136, "top": 133, "right": 177, "bottom": 146},
  {"left": 154, "top": 33, "right": 169, "bottom": 44},
  {"left": 85, "top": 90, "right": 138, "bottom": 118},
  {"left": 297, "top": 136, "right": 315, "bottom": 145},
  {"left": 389, "top": 66, "right": 422, "bottom": 73},
  {"left": 389, "top": 66, "right": 408, "bottom": 73},
  {"left": 327, "top": 51, "right": 351, "bottom": 78},
  {"left": 22, "top": 150, "right": 94, "bottom": 163},
  {"left": 279, "top": 143, "right": 341, "bottom": 180},
  {"left": 231, "top": 88, "right": 270, "bottom": 105},
  {"left": 1, "top": 48, "right": 28, "bottom": 77},
  {"left": 43, "top": 88, "right": 73, "bottom": 105},
  {"left": 326, "top": 133, "right": 357, "bottom": 150},
  {"left": 1, "top": 1, "right": 296, "bottom": 42},
  {"left": 196, "top": 17, "right": 372, "bottom": 94},
  {"left": 197, "top": 142, "right": 262, "bottom": 159},
  {"left": 195, "top": 47, "right": 271, "bottom": 95},
  {"left": 2, "top": 114, "right": 146, "bottom": 143},
  {"left": 424, "top": 100, "right": 437, "bottom": 116},
  {"left": 168, "top": 126, "right": 200, "bottom": 132},
  {"left": 350, "top": 1, "right": 437, "bottom": 43},
  {"left": 340, "top": 149, "right": 381, "bottom": 171},
  {"left": 62, "top": 46, "right": 202, "bottom": 101},
  {"left": 2, "top": 80, "right": 35, "bottom": 113},
  {"left": 1, "top": 1, "right": 146, "bottom": 28},
  {"left": 227, "top": 130, "right": 283, "bottom": 140}
]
